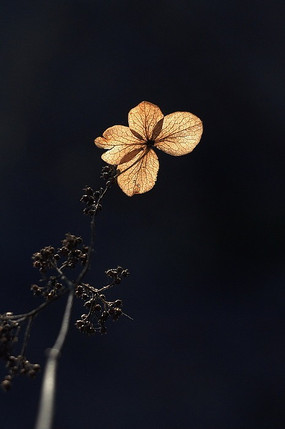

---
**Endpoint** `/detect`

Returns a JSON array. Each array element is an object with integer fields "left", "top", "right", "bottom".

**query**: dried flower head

[{"left": 95, "top": 101, "right": 203, "bottom": 196}]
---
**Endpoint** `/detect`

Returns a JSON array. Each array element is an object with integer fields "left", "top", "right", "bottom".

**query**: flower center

[{"left": 146, "top": 139, "right": 155, "bottom": 148}]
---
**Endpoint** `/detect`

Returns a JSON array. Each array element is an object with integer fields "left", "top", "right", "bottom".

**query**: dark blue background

[{"left": 1, "top": 1, "right": 284, "bottom": 428}]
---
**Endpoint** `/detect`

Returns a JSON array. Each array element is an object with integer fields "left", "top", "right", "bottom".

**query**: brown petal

[
  {"left": 117, "top": 148, "right": 159, "bottom": 196},
  {"left": 128, "top": 101, "right": 164, "bottom": 141},
  {"left": 155, "top": 112, "right": 203, "bottom": 156}
]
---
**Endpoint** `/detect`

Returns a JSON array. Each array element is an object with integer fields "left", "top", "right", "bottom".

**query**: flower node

[
  {"left": 1, "top": 354, "right": 41, "bottom": 390},
  {"left": 0, "top": 318, "right": 19, "bottom": 360},
  {"left": 32, "top": 246, "right": 56, "bottom": 272},
  {"left": 74, "top": 266, "right": 130, "bottom": 335},
  {"left": 105, "top": 266, "right": 130, "bottom": 284},
  {"left": 0, "top": 316, "right": 41, "bottom": 390},
  {"left": 57, "top": 233, "right": 88, "bottom": 268},
  {"left": 80, "top": 186, "right": 105, "bottom": 216},
  {"left": 100, "top": 165, "right": 117, "bottom": 184},
  {"left": 30, "top": 276, "right": 64, "bottom": 301}
]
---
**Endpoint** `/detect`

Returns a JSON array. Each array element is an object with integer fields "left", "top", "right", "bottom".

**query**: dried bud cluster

[
  {"left": 75, "top": 266, "right": 129, "bottom": 335},
  {"left": 31, "top": 277, "right": 63, "bottom": 300},
  {"left": 58, "top": 233, "right": 88, "bottom": 268},
  {"left": 0, "top": 315, "right": 19, "bottom": 360},
  {"left": 1, "top": 356, "right": 40, "bottom": 391},
  {"left": 80, "top": 186, "right": 103, "bottom": 216},
  {"left": 105, "top": 266, "right": 130, "bottom": 283},
  {"left": 80, "top": 166, "right": 116, "bottom": 216},
  {"left": 32, "top": 234, "right": 88, "bottom": 277},
  {"left": 1, "top": 175, "right": 132, "bottom": 392},
  {"left": 32, "top": 246, "right": 58, "bottom": 272},
  {"left": 100, "top": 165, "right": 117, "bottom": 183},
  {"left": 0, "top": 315, "right": 40, "bottom": 391}
]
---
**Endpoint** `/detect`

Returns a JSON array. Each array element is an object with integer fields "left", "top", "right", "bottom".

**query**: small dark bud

[
  {"left": 5, "top": 312, "right": 13, "bottom": 317},
  {"left": 76, "top": 285, "right": 84, "bottom": 295},
  {"left": 75, "top": 320, "right": 84, "bottom": 328},
  {"left": 83, "top": 186, "right": 93, "bottom": 195},
  {"left": 8, "top": 356, "right": 16, "bottom": 364},
  {"left": 101, "top": 311, "right": 109, "bottom": 321},
  {"left": 47, "top": 291, "right": 55, "bottom": 300},
  {"left": 111, "top": 308, "right": 122, "bottom": 320},
  {"left": 94, "top": 304, "right": 101, "bottom": 312},
  {"left": 31, "top": 284, "right": 42, "bottom": 295},
  {"left": 1, "top": 380, "right": 11, "bottom": 391},
  {"left": 122, "top": 269, "right": 130, "bottom": 277}
]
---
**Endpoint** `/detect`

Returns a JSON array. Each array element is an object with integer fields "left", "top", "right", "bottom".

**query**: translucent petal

[
  {"left": 95, "top": 136, "right": 111, "bottom": 149},
  {"left": 155, "top": 112, "right": 203, "bottom": 156},
  {"left": 117, "top": 148, "right": 159, "bottom": 196},
  {"left": 102, "top": 145, "right": 144, "bottom": 165},
  {"left": 95, "top": 125, "right": 141, "bottom": 149},
  {"left": 128, "top": 101, "right": 164, "bottom": 141}
]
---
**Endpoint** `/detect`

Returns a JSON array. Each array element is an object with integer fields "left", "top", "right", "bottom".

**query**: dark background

[{"left": 1, "top": 1, "right": 284, "bottom": 428}]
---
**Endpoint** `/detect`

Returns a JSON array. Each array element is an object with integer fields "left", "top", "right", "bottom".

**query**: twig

[
  {"left": 20, "top": 316, "right": 34, "bottom": 357},
  {"left": 0, "top": 295, "right": 65, "bottom": 323}
]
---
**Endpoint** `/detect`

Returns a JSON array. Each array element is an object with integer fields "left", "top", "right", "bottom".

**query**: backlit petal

[
  {"left": 95, "top": 125, "right": 141, "bottom": 149},
  {"left": 155, "top": 112, "right": 203, "bottom": 156},
  {"left": 117, "top": 148, "right": 159, "bottom": 196},
  {"left": 102, "top": 145, "right": 144, "bottom": 165},
  {"left": 128, "top": 101, "right": 164, "bottom": 141}
]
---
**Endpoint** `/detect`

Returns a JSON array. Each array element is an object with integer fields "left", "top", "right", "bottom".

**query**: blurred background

[{"left": 1, "top": 1, "right": 284, "bottom": 428}]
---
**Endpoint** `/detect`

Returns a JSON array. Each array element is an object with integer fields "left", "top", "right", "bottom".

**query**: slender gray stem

[{"left": 34, "top": 287, "right": 74, "bottom": 429}]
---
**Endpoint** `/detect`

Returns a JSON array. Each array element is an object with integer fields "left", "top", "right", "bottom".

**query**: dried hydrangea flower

[{"left": 95, "top": 101, "right": 203, "bottom": 196}]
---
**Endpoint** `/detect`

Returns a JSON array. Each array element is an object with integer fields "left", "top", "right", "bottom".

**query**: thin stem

[
  {"left": 20, "top": 316, "right": 34, "bottom": 357},
  {"left": 1, "top": 294, "right": 65, "bottom": 323},
  {"left": 34, "top": 287, "right": 74, "bottom": 429},
  {"left": 76, "top": 180, "right": 112, "bottom": 284}
]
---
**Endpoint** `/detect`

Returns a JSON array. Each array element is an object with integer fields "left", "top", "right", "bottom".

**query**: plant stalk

[{"left": 34, "top": 287, "right": 74, "bottom": 429}]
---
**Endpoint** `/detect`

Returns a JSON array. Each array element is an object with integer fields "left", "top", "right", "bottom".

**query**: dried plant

[{"left": 0, "top": 101, "right": 203, "bottom": 429}]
